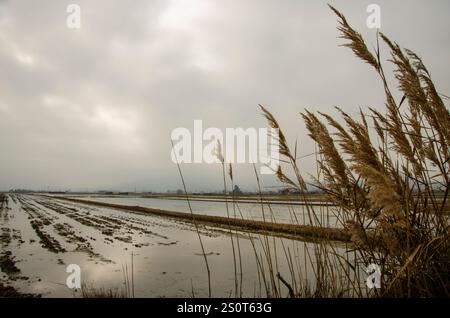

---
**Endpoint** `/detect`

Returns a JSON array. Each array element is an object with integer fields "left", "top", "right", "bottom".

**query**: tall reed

[{"left": 259, "top": 5, "right": 449, "bottom": 297}]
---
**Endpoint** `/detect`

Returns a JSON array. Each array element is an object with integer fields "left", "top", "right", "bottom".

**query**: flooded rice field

[
  {"left": 0, "top": 194, "right": 348, "bottom": 298},
  {"left": 64, "top": 195, "right": 342, "bottom": 228}
]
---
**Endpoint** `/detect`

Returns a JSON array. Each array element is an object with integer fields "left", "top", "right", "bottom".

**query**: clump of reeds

[
  {"left": 80, "top": 283, "right": 128, "bottom": 298},
  {"left": 262, "top": 5, "right": 449, "bottom": 297}
]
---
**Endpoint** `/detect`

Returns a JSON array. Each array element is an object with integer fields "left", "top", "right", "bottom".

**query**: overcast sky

[{"left": 0, "top": 0, "right": 449, "bottom": 192}]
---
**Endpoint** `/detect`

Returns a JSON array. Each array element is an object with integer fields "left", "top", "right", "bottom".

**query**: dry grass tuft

[{"left": 80, "top": 284, "right": 128, "bottom": 298}]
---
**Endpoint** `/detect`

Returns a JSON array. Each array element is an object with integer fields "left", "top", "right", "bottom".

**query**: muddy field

[
  {"left": 69, "top": 194, "right": 342, "bottom": 227},
  {"left": 0, "top": 193, "right": 336, "bottom": 297}
]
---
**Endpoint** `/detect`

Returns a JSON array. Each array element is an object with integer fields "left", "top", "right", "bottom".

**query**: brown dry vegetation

[
  {"left": 256, "top": 6, "right": 449, "bottom": 297},
  {"left": 80, "top": 283, "right": 128, "bottom": 298}
]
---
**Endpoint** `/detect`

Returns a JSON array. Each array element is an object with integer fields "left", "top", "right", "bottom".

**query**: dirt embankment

[{"left": 56, "top": 196, "right": 351, "bottom": 243}]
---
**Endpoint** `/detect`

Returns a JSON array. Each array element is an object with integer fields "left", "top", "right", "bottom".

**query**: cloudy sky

[{"left": 0, "top": 0, "right": 449, "bottom": 192}]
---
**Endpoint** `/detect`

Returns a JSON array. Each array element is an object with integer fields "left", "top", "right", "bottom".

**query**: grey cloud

[{"left": 0, "top": 0, "right": 449, "bottom": 191}]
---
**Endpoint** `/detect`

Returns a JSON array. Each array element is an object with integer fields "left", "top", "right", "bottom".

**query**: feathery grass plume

[
  {"left": 259, "top": 104, "right": 293, "bottom": 161},
  {"left": 406, "top": 105, "right": 425, "bottom": 159},
  {"left": 300, "top": 110, "right": 364, "bottom": 212},
  {"left": 215, "top": 139, "right": 224, "bottom": 163},
  {"left": 311, "top": 111, "right": 373, "bottom": 211},
  {"left": 328, "top": 5, "right": 379, "bottom": 71},
  {"left": 301, "top": 110, "right": 349, "bottom": 189},
  {"left": 304, "top": 106, "right": 405, "bottom": 221},
  {"left": 259, "top": 104, "right": 309, "bottom": 191},
  {"left": 379, "top": 33, "right": 449, "bottom": 178},
  {"left": 329, "top": 7, "right": 422, "bottom": 177},
  {"left": 335, "top": 107, "right": 384, "bottom": 172},
  {"left": 380, "top": 33, "right": 428, "bottom": 108},
  {"left": 370, "top": 111, "right": 386, "bottom": 145},
  {"left": 406, "top": 50, "right": 450, "bottom": 162},
  {"left": 276, "top": 165, "right": 298, "bottom": 190},
  {"left": 358, "top": 165, "right": 403, "bottom": 220},
  {"left": 380, "top": 34, "right": 425, "bottom": 151},
  {"left": 319, "top": 110, "right": 358, "bottom": 160}
]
